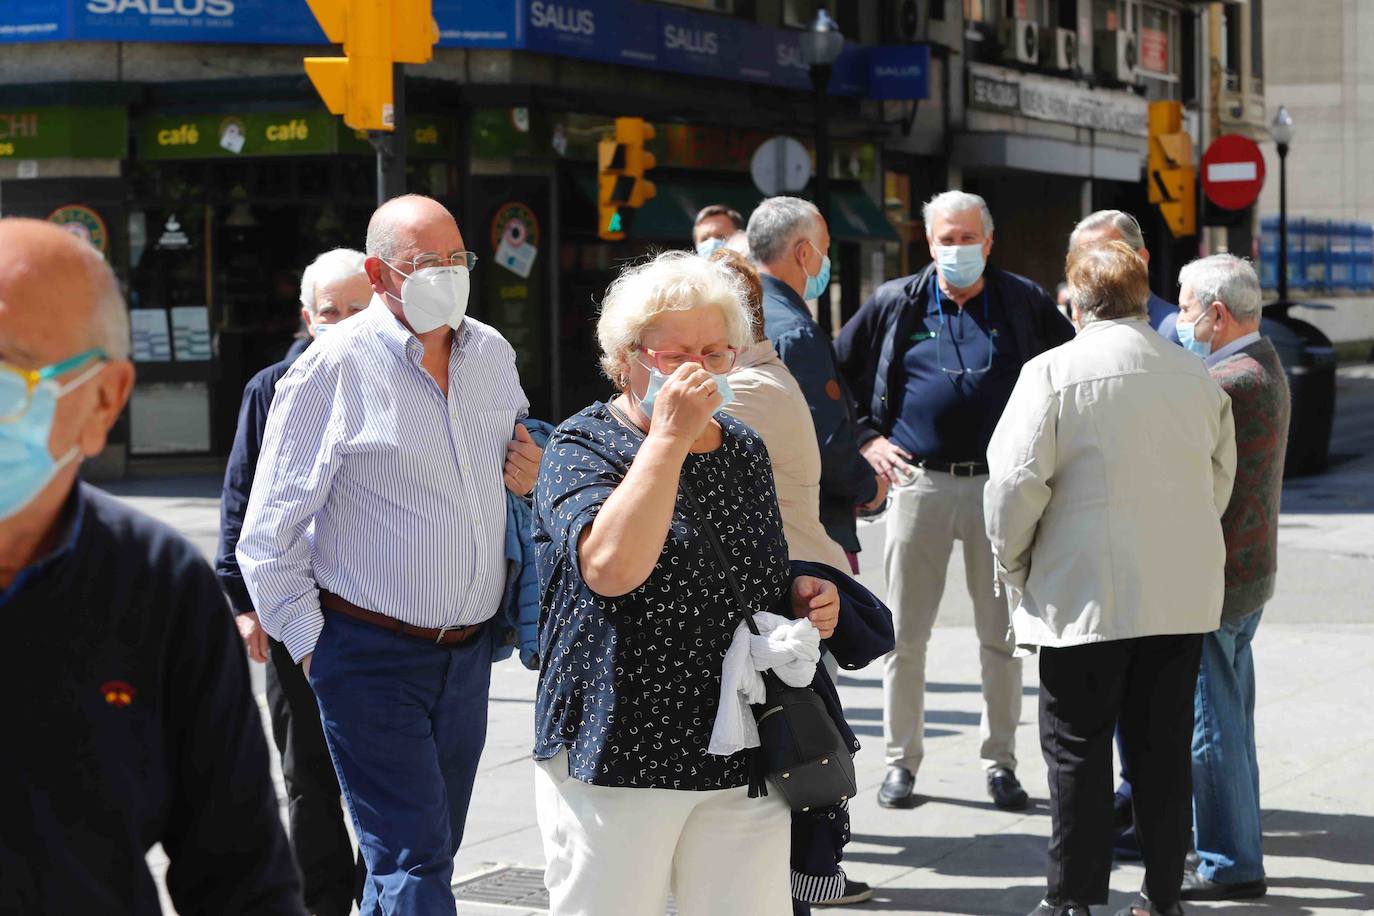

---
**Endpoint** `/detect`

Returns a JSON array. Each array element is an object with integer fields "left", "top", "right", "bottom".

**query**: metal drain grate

[
  {"left": 452, "top": 866, "right": 549, "bottom": 909},
  {"left": 451, "top": 866, "right": 678, "bottom": 913}
]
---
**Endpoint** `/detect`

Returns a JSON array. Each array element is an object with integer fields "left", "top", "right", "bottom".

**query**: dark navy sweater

[{"left": 0, "top": 484, "right": 303, "bottom": 915}]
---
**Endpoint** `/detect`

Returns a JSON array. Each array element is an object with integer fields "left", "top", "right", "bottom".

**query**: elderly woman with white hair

[
  {"left": 984, "top": 240, "right": 1236, "bottom": 916},
  {"left": 531, "top": 251, "right": 892, "bottom": 916}
]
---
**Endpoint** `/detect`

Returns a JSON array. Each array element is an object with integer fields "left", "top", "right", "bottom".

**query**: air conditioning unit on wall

[
  {"left": 1094, "top": 29, "right": 1139, "bottom": 84},
  {"left": 891, "top": 0, "right": 924, "bottom": 42},
  {"left": 1043, "top": 27, "right": 1077, "bottom": 73},
  {"left": 1000, "top": 17, "right": 1040, "bottom": 65}
]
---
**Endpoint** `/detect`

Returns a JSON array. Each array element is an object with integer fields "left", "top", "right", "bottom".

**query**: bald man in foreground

[
  {"left": 239, "top": 195, "right": 541, "bottom": 911},
  {"left": 0, "top": 219, "right": 302, "bottom": 913}
]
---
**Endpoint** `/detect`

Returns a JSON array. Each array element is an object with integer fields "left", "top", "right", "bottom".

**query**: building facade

[{"left": 0, "top": 0, "right": 1265, "bottom": 470}]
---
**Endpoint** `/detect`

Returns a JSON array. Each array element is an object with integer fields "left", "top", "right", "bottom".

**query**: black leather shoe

[
  {"left": 1179, "top": 872, "right": 1267, "bottom": 901},
  {"left": 1027, "top": 899, "right": 1092, "bottom": 916},
  {"left": 987, "top": 767, "right": 1030, "bottom": 810},
  {"left": 877, "top": 765, "right": 920, "bottom": 809},
  {"left": 1114, "top": 892, "right": 1183, "bottom": 915}
]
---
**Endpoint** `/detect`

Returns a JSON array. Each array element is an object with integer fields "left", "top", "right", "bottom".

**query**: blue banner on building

[
  {"left": 1, "top": 0, "right": 921, "bottom": 100},
  {"left": 0, "top": 0, "right": 516, "bottom": 48},
  {"left": 867, "top": 44, "right": 930, "bottom": 100}
]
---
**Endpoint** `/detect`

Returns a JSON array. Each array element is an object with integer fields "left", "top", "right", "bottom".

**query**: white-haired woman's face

[{"left": 622, "top": 305, "right": 731, "bottom": 402}]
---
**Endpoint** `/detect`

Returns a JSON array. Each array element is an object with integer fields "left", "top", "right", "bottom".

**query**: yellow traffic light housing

[
  {"left": 304, "top": 0, "right": 438, "bottom": 133},
  {"left": 1148, "top": 101, "right": 1196, "bottom": 238},
  {"left": 596, "top": 118, "right": 656, "bottom": 241}
]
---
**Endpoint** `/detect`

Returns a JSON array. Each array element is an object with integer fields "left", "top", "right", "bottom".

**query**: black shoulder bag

[{"left": 606, "top": 402, "right": 857, "bottom": 812}]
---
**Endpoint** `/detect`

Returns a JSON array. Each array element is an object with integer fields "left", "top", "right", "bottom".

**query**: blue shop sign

[
  {"left": 867, "top": 44, "right": 930, "bottom": 100},
  {"left": 0, "top": 0, "right": 516, "bottom": 47},
  {"left": 1, "top": 0, "right": 923, "bottom": 101}
]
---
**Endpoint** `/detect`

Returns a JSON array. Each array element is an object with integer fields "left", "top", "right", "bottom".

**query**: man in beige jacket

[{"left": 984, "top": 241, "right": 1236, "bottom": 916}]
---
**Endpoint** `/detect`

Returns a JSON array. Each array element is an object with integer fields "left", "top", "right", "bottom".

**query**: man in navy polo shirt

[
  {"left": 836, "top": 191, "right": 1075, "bottom": 812},
  {"left": 0, "top": 218, "right": 301, "bottom": 913}
]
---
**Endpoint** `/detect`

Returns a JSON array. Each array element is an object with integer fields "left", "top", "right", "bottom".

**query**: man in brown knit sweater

[{"left": 1174, "top": 254, "right": 1291, "bottom": 904}]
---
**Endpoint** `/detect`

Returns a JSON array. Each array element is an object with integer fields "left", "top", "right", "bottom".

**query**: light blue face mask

[
  {"left": 803, "top": 239, "right": 831, "bottom": 300},
  {"left": 934, "top": 243, "right": 987, "bottom": 290},
  {"left": 1176, "top": 306, "right": 1215, "bottom": 357},
  {"left": 0, "top": 355, "right": 105, "bottom": 521},
  {"left": 637, "top": 366, "right": 735, "bottom": 419},
  {"left": 696, "top": 237, "right": 727, "bottom": 258}
]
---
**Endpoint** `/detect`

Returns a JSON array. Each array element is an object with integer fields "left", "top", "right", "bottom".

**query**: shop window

[
  {"left": 1221, "top": 3, "right": 1242, "bottom": 90},
  {"left": 1138, "top": 3, "right": 1176, "bottom": 78},
  {"left": 1250, "top": 0, "right": 1263, "bottom": 82}
]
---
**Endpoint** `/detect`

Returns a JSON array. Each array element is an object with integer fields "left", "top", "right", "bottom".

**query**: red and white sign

[
  {"left": 1201, "top": 134, "right": 1266, "bottom": 211},
  {"left": 1140, "top": 27, "right": 1169, "bottom": 73}
]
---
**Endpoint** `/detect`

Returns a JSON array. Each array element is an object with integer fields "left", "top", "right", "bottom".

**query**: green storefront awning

[{"left": 572, "top": 173, "right": 897, "bottom": 244}]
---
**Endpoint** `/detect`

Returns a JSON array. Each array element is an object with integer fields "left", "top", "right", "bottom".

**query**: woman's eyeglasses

[{"left": 638, "top": 346, "right": 738, "bottom": 375}]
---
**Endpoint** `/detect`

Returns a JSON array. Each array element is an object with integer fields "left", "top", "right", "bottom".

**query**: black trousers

[
  {"left": 1039, "top": 633, "right": 1203, "bottom": 908},
  {"left": 266, "top": 637, "right": 364, "bottom": 916}
]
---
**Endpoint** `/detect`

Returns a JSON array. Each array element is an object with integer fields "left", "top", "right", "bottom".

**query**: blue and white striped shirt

[{"left": 238, "top": 297, "right": 529, "bottom": 662}]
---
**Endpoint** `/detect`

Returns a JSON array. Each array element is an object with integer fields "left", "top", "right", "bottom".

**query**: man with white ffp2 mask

[
  {"left": 238, "top": 194, "right": 544, "bottom": 911},
  {"left": 835, "top": 190, "right": 1075, "bottom": 813}
]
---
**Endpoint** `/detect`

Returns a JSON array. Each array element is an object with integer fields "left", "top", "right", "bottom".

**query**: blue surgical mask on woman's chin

[
  {"left": 635, "top": 366, "right": 735, "bottom": 419},
  {"left": 934, "top": 243, "right": 987, "bottom": 289}
]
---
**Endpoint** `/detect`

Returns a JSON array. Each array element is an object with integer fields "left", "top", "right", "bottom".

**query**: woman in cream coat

[{"left": 984, "top": 240, "right": 1235, "bottom": 916}]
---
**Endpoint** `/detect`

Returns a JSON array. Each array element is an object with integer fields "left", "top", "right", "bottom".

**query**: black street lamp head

[
  {"left": 1270, "top": 104, "right": 1295, "bottom": 148},
  {"left": 800, "top": 8, "right": 845, "bottom": 68}
]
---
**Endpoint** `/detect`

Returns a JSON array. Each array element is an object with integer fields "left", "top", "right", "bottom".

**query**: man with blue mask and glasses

[
  {"left": 0, "top": 218, "right": 302, "bottom": 913},
  {"left": 749, "top": 196, "right": 884, "bottom": 578},
  {"left": 835, "top": 190, "right": 1074, "bottom": 813}
]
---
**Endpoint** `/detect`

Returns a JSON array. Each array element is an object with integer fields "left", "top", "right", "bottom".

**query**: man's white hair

[
  {"left": 1178, "top": 254, "right": 1263, "bottom": 323},
  {"left": 1070, "top": 209, "right": 1146, "bottom": 252},
  {"left": 922, "top": 190, "right": 994, "bottom": 237},
  {"left": 299, "top": 248, "right": 368, "bottom": 313},
  {"left": 597, "top": 250, "right": 754, "bottom": 384},
  {"left": 746, "top": 196, "right": 822, "bottom": 266}
]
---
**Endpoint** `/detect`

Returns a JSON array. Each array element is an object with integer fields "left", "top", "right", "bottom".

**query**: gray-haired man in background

[{"left": 1069, "top": 209, "right": 1180, "bottom": 338}]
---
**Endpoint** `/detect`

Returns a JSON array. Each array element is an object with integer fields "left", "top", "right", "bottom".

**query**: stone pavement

[{"left": 108, "top": 368, "right": 1374, "bottom": 915}]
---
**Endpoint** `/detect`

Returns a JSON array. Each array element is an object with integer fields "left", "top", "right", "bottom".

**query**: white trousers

[{"left": 534, "top": 750, "right": 792, "bottom": 916}]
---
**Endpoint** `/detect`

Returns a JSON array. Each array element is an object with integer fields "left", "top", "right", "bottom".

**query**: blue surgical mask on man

[
  {"left": 803, "top": 239, "right": 831, "bottom": 300},
  {"left": 696, "top": 237, "right": 727, "bottom": 258},
  {"left": 637, "top": 366, "right": 735, "bottom": 419},
  {"left": 0, "top": 356, "right": 105, "bottom": 521},
  {"left": 1176, "top": 305, "right": 1215, "bottom": 357},
  {"left": 934, "top": 243, "right": 987, "bottom": 290}
]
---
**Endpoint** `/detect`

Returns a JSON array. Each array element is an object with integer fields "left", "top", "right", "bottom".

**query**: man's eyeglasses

[
  {"left": 935, "top": 321, "right": 995, "bottom": 376},
  {"left": 638, "top": 346, "right": 738, "bottom": 375},
  {"left": 0, "top": 348, "right": 107, "bottom": 423},
  {"left": 383, "top": 251, "right": 478, "bottom": 274}
]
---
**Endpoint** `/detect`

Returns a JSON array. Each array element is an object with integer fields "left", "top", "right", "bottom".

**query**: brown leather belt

[{"left": 319, "top": 590, "right": 484, "bottom": 646}]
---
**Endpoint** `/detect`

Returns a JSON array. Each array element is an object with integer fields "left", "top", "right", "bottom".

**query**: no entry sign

[{"left": 1201, "top": 134, "right": 1266, "bottom": 210}]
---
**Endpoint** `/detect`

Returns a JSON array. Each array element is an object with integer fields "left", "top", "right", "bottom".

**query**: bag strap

[{"left": 605, "top": 400, "right": 762, "bottom": 638}]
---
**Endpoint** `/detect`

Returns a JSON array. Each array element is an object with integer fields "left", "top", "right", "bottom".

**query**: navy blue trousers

[{"left": 309, "top": 613, "right": 492, "bottom": 915}]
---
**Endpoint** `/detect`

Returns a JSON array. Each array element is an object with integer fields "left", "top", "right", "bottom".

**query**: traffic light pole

[{"left": 368, "top": 63, "right": 407, "bottom": 206}]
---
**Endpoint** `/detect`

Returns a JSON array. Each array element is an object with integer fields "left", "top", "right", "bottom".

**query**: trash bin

[{"left": 1261, "top": 310, "right": 1337, "bottom": 477}]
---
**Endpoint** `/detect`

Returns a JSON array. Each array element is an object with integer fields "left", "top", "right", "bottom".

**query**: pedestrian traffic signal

[
  {"left": 596, "top": 117, "right": 656, "bottom": 241},
  {"left": 1147, "top": 101, "right": 1196, "bottom": 238},
  {"left": 303, "top": 0, "right": 438, "bottom": 132}
]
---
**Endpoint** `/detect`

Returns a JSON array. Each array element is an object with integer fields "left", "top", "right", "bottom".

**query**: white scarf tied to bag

[{"left": 708, "top": 612, "right": 822, "bottom": 756}]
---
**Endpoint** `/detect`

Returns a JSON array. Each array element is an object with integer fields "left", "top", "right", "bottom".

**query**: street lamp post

[
  {"left": 800, "top": 9, "right": 844, "bottom": 310},
  {"left": 1270, "top": 105, "right": 1294, "bottom": 303}
]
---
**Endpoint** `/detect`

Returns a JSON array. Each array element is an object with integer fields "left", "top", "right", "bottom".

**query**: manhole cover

[{"left": 452, "top": 866, "right": 679, "bottom": 913}]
